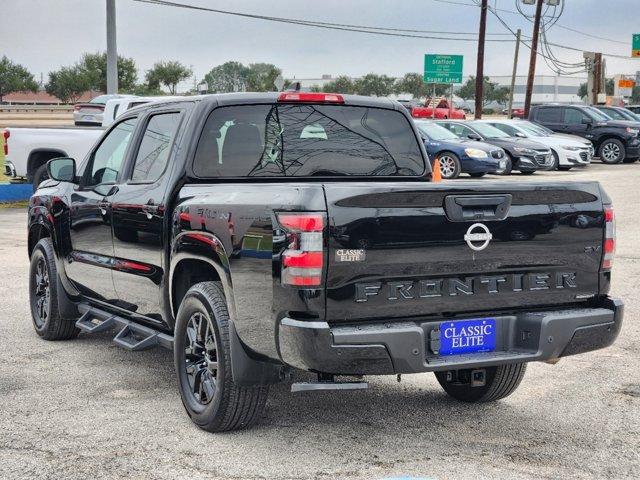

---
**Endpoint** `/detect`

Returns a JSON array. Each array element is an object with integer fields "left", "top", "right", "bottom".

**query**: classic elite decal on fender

[{"left": 354, "top": 272, "right": 578, "bottom": 302}]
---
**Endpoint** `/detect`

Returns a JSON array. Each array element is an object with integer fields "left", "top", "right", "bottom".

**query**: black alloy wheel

[
  {"left": 31, "top": 256, "right": 50, "bottom": 328},
  {"left": 184, "top": 311, "right": 219, "bottom": 405}
]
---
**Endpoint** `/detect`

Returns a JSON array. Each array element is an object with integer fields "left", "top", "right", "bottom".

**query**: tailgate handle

[{"left": 444, "top": 194, "right": 512, "bottom": 222}]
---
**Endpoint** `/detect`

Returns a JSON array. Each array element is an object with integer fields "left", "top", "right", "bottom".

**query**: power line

[
  {"left": 482, "top": 2, "right": 585, "bottom": 75},
  {"left": 430, "top": 0, "right": 629, "bottom": 46},
  {"left": 132, "top": 0, "right": 635, "bottom": 63},
  {"left": 132, "top": 0, "right": 519, "bottom": 42},
  {"left": 481, "top": 1, "right": 630, "bottom": 67}
]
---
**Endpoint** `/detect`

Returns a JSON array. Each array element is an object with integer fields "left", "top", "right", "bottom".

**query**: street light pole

[
  {"left": 475, "top": 0, "right": 488, "bottom": 119},
  {"left": 523, "top": 0, "right": 544, "bottom": 118},
  {"left": 106, "top": 0, "right": 118, "bottom": 94}
]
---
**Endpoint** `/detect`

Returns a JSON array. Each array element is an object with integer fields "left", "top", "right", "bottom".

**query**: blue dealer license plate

[{"left": 439, "top": 318, "right": 496, "bottom": 356}]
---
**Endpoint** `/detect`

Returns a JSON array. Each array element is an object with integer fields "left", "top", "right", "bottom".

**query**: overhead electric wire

[
  {"left": 431, "top": 0, "right": 629, "bottom": 46},
  {"left": 133, "top": 0, "right": 636, "bottom": 62},
  {"left": 133, "top": 0, "right": 518, "bottom": 42}
]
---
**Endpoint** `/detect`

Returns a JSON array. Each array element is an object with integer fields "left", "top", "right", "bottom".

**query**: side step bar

[
  {"left": 76, "top": 304, "right": 173, "bottom": 351},
  {"left": 291, "top": 374, "right": 368, "bottom": 393}
]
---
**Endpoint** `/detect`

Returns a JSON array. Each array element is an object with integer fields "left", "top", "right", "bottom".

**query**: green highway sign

[
  {"left": 633, "top": 34, "right": 640, "bottom": 58},
  {"left": 424, "top": 54, "right": 464, "bottom": 84}
]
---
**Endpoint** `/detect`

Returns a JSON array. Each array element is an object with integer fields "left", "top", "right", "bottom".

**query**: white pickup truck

[
  {"left": 3, "top": 126, "right": 103, "bottom": 185},
  {"left": 3, "top": 95, "right": 184, "bottom": 186}
]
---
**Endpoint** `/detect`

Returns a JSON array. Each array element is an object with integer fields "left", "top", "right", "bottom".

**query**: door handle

[
  {"left": 142, "top": 203, "right": 159, "bottom": 220},
  {"left": 98, "top": 201, "right": 110, "bottom": 216}
]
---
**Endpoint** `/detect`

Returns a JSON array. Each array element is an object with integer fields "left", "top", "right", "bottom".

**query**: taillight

[
  {"left": 2, "top": 129, "right": 9, "bottom": 156},
  {"left": 602, "top": 206, "right": 615, "bottom": 270},
  {"left": 74, "top": 105, "right": 82, "bottom": 111},
  {"left": 277, "top": 212, "right": 325, "bottom": 287},
  {"left": 278, "top": 92, "right": 344, "bottom": 103}
]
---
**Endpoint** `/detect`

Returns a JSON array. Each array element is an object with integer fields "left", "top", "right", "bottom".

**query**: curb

[{"left": 0, "top": 183, "right": 33, "bottom": 202}]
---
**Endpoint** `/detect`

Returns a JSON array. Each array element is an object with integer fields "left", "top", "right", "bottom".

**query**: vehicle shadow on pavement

[{"left": 73, "top": 331, "right": 521, "bottom": 437}]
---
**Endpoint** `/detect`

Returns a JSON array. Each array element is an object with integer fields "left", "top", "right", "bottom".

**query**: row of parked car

[{"left": 416, "top": 104, "right": 640, "bottom": 179}]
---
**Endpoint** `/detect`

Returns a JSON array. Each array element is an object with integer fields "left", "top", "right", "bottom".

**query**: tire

[
  {"left": 435, "top": 363, "right": 527, "bottom": 403},
  {"left": 623, "top": 157, "right": 638, "bottom": 164},
  {"left": 598, "top": 138, "right": 625, "bottom": 164},
  {"left": 174, "top": 281, "right": 269, "bottom": 432},
  {"left": 32, "top": 164, "right": 49, "bottom": 190},
  {"left": 29, "top": 238, "right": 79, "bottom": 340},
  {"left": 436, "top": 152, "right": 461, "bottom": 179},
  {"left": 468, "top": 172, "right": 485, "bottom": 178},
  {"left": 498, "top": 155, "right": 513, "bottom": 175},
  {"left": 550, "top": 150, "right": 560, "bottom": 170}
]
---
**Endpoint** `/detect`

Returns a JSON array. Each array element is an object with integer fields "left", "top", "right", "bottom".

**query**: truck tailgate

[{"left": 324, "top": 182, "right": 605, "bottom": 322}]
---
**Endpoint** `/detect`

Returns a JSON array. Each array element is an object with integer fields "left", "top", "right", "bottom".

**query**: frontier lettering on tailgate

[{"left": 355, "top": 272, "right": 577, "bottom": 302}]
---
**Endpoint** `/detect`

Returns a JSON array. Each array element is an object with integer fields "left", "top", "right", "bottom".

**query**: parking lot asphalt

[{"left": 1, "top": 163, "right": 638, "bottom": 480}]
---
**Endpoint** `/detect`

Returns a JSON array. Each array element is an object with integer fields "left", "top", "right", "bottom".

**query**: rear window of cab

[{"left": 192, "top": 104, "right": 425, "bottom": 178}]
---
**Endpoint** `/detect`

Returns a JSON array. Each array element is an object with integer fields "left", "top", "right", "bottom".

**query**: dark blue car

[{"left": 415, "top": 120, "right": 507, "bottom": 179}]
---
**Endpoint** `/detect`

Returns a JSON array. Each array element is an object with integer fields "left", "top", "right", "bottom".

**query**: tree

[
  {"left": 0, "top": 56, "right": 38, "bottom": 103},
  {"left": 130, "top": 83, "right": 164, "bottom": 96},
  {"left": 455, "top": 76, "right": 507, "bottom": 107},
  {"left": 321, "top": 76, "right": 356, "bottom": 94},
  {"left": 80, "top": 52, "right": 138, "bottom": 92},
  {"left": 578, "top": 82, "right": 588, "bottom": 100},
  {"left": 456, "top": 77, "right": 476, "bottom": 102},
  {"left": 203, "top": 61, "right": 248, "bottom": 93},
  {"left": 394, "top": 73, "right": 428, "bottom": 98},
  {"left": 145, "top": 61, "right": 192, "bottom": 94},
  {"left": 245, "top": 63, "right": 281, "bottom": 92},
  {"left": 393, "top": 73, "right": 449, "bottom": 99},
  {"left": 489, "top": 85, "right": 511, "bottom": 107},
  {"left": 45, "top": 65, "right": 90, "bottom": 103},
  {"left": 605, "top": 78, "right": 615, "bottom": 96},
  {"left": 353, "top": 73, "right": 395, "bottom": 97}
]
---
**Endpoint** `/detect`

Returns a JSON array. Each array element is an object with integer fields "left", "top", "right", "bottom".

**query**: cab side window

[
  {"left": 86, "top": 118, "right": 137, "bottom": 186},
  {"left": 131, "top": 112, "right": 181, "bottom": 182},
  {"left": 536, "top": 107, "right": 562, "bottom": 124},
  {"left": 564, "top": 108, "right": 589, "bottom": 125}
]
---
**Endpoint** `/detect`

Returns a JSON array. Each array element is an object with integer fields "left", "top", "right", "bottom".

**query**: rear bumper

[{"left": 278, "top": 297, "right": 624, "bottom": 375}]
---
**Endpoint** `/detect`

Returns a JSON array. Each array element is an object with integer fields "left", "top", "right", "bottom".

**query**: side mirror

[
  {"left": 47, "top": 157, "right": 76, "bottom": 182},
  {"left": 467, "top": 133, "right": 481, "bottom": 141},
  {"left": 581, "top": 118, "right": 593, "bottom": 125},
  {"left": 515, "top": 132, "right": 527, "bottom": 138}
]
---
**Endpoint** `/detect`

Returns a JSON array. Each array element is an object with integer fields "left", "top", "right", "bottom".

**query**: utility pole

[
  {"left": 106, "top": 0, "right": 118, "bottom": 94},
  {"left": 475, "top": 0, "right": 488, "bottom": 119},
  {"left": 508, "top": 29, "right": 522, "bottom": 118},
  {"left": 523, "top": 0, "right": 544, "bottom": 118},
  {"left": 594, "top": 52, "right": 604, "bottom": 104}
]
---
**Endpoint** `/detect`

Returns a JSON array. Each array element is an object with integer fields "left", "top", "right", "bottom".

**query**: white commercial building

[{"left": 287, "top": 74, "right": 587, "bottom": 105}]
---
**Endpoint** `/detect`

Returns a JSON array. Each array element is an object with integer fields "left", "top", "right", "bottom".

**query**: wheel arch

[
  {"left": 170, "top": 231, "right": 236, "bottom": 324},
  {"left": 27, "top": 149, "right": 68, "bottom": 181},
  {"left": 594, "top": 134, "right": 625, "bottom": 150},
  {"left": 170, "top": 233, "right": 282, "bottom": 386}
]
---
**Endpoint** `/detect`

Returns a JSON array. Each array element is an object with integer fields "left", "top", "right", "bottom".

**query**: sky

[{"left": 2, "top": 0, "right": 639, "bottom": 91}]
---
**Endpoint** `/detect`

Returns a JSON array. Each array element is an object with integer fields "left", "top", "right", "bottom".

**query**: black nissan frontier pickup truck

[{"left": 28, "top": 92, "right": 623, "bottom": 432}]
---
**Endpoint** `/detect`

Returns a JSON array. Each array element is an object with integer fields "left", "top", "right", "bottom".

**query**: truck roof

[{"left": 126, "top": 92, "right": 400, "bottom": 112}]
